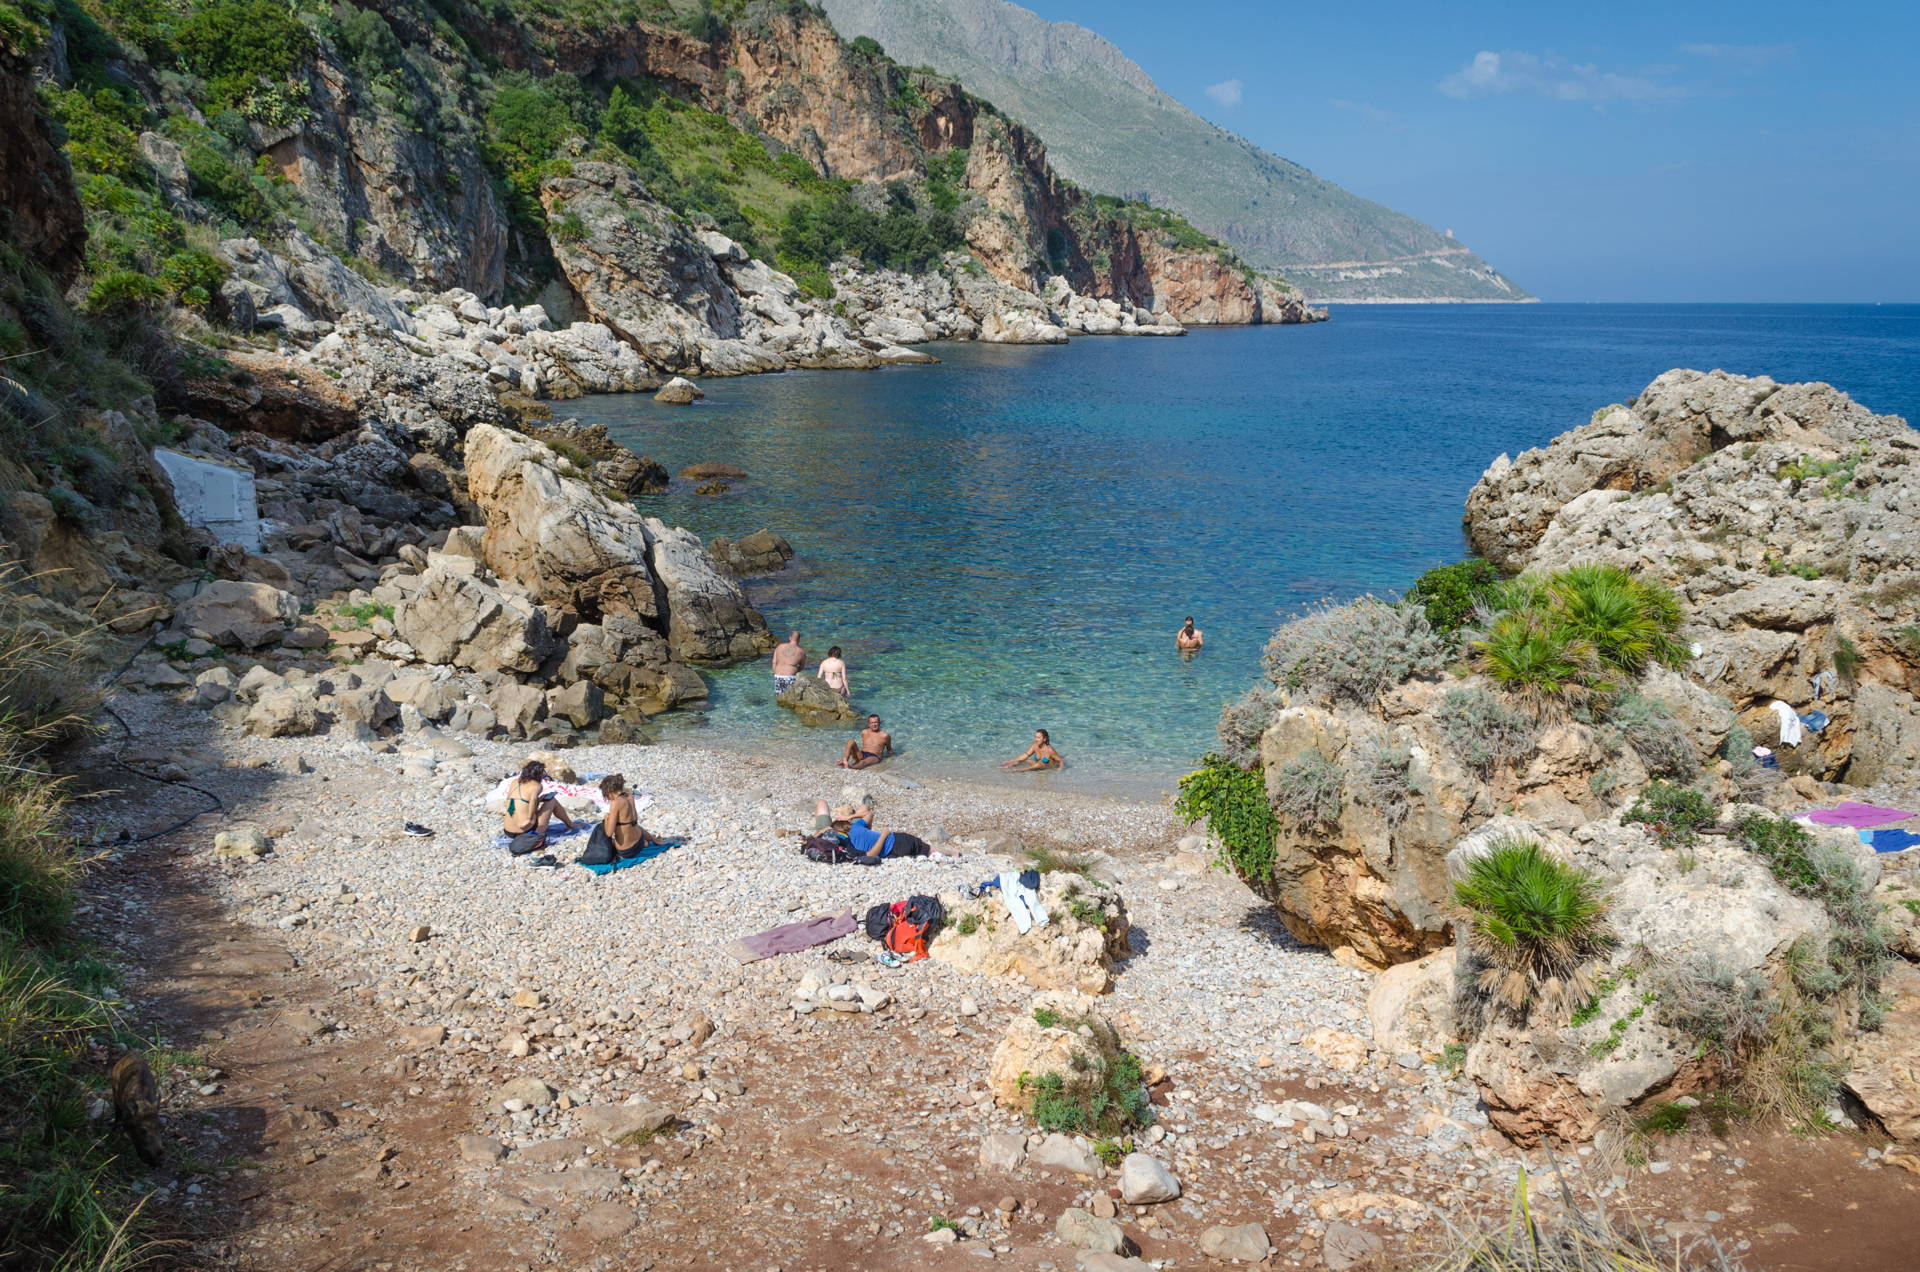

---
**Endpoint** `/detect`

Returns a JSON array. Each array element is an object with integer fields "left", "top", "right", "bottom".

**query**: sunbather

[
  {"left": 808, "top": 798, "right": 940, "bottom": 859},
  {"left": 502, "top": 760, "right": 578, "bottom": 841},
  {"left": 838, "top": 714, "right": 893, "bottom": 769},
  {"left": 599, "top": 774, "right": 658, "bottom": 856},
  {"left": 1000, "top": 729, "right": 1063, "bottom": 772}
]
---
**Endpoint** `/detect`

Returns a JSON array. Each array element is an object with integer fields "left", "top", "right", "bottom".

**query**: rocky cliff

[{"left": 1188, "top": 370, "right": 1920, "bottom": 1145}]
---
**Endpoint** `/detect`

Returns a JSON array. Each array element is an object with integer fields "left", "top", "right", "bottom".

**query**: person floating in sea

[
  {"left": 838, "top": 713, "right": 893, "bottom": 770},
  {"left": 771, "top": 630, "right": 806, "bottom": 693},
  {"left": 818, "top": 644, "right": 850, "bottom": 697},
  {"left": 1001, "top": 729, "right": 1063, "bottom": 772},
  {"left": 1176, "top": 616, "right": 1204, "bottom": 651}
]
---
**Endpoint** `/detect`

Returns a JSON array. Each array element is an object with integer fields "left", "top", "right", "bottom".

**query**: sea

[{"left": 565, "top": 304, "right": 1920, "bottom": 797}]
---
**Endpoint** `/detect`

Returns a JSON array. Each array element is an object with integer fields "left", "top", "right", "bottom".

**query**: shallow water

[{"left": 566, "top": 304, "right": 1920, "bottom": 794}]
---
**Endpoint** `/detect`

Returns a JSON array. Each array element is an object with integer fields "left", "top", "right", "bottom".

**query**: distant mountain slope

[{"left": 819, "top": 0, "right": 1532, "bottom": 302}]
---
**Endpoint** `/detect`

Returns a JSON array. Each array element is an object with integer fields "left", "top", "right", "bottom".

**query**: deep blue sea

[{"left": 567, "top": 304, "right": 1920, "bottom": 794}]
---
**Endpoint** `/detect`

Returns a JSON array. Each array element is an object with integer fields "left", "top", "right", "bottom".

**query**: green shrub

[
  {"left": 335, "top": 4, "right": 402, "bottom": 76},
  {"left": 1271, "top": 749, "right": 1343, "bottom": 828},
  {"left": 1032, "top": 1006, "right": 1062, "bottom": 1029},
  {"left": 46, "top": 86, "right": 146, "bottom": 183},
  {"left": 1172, "top": 753, "right": 1277, "bottom": 881},
  {"left": 1406, "top": 557, "right": 1502, "bottom": 635},
  {"left": 849, "top": 34, "right": 885, "bottom": 58},
  {"left": 1455, "top": 836, "right": 1610, "bottom": 1017},
  {"left": 1214, "top": 685, "right": 1273, "bottom": 768},
  {"left": 1471, "top": 611, "right": 1599, "bottom": 710},
  {"left": 1022, "top": 1049, "right": 1149, "bottom": 1136},
  {"left": 175, "top": 0, "right": 314, "bottom": 115},
  {"left": 1605, "top": 693, "right": 1697, "bottom": 779},
  {"left": 158, "top": 249, "right": 226, "bottom": 299},
  {"left": 83, "top": 270, "right": 167, "bottom": 314},
  {"left": 1261, "top": 598, "right": 1448, "bottom": 705},
  {"left": 1544, "top": 564, "right": 1686, "bottom": 674},
  {"left": 1735, "top": 814, "right": 1888, "bottom": 991},
  {"left": 1832, "top": 634, "right": 1862, "bottom": 683},
  {"left": 1621, "top": 780, "right": 1716, "bottom": 849},
  {"left": 1354, "top": 745, "right": 1418, "bottom": 826},
  {"left": 1435, "top": 686, "right": 1539, "bottom": 776}
]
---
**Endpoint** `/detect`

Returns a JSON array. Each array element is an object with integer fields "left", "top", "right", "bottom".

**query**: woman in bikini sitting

[
  {"left": 599, "top": 774, "right": 657, "bottom": 857},
  {"left": 1000, "top": 728, "right": 1064, "bottom": 772},
  {"left": 502, "top": 760, "right": 578, "bottom": 843}
]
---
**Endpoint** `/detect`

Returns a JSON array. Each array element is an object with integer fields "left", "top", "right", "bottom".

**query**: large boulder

[
  {"left": 462, "top": 424, "right": 769, "bottom": 663},
  {"left": 709, "top": 529, "right": 794, "bottom": 577},
  {"left": 175, "top": 580, "right": 301, "bottom": 649},
  {"left": 932, "top": 873, "right": 1131, "bottom": 993},
  {"left": 987, "top": 991, "right": 1122, "bottom": 1113},
  {"left": 1844, "top": 963, "right": 1920, "bottom": 1142},
  {"left": 775, "top": 672, "right": 857, "bottom": 725},
  {"left": 1366, "top": 947, "right": 1457, "bottom": 1059},
  {"left": 392, "top": 564, "right": 558, "bottom": 674}
]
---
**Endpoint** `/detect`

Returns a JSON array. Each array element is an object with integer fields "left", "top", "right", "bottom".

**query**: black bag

[
  {"left": 903, "top": 893, "right": 944, "bottom": 934},
  {"left": 801, "top": 832, "right": 878, "bottom": 866},
  {"left": 578, "top": 824, "right": 615, "bottom": 867},
  {"left": 863, "top": 902, "right": 897, "bottom": 942},
  {"left": 508, "top": 832, "right": 545, "bottom": 857}
]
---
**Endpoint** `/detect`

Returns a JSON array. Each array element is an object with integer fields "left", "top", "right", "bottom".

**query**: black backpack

[
  {"left": 802, "top": 832, "right": 878, "bottom": 866},
  {"left": 577, "top": 824, "right": 615, "bottom": 867},
  {"left": 864, "top": 902, "right": 897, "bottom": 941}
]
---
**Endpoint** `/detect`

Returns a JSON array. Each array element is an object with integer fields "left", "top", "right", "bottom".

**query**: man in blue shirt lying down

[{"left": 808, "top": 799, "right": 940, "bottom": 859}]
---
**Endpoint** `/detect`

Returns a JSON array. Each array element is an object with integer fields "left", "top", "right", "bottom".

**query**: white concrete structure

[{"left": 153, "top": 449, "right": 260, "bottom": 551}]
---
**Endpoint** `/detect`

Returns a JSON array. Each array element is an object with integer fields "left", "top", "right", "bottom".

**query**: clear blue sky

[{"left": 1024, "top": 0, "right": 1919, "bottom": 302}]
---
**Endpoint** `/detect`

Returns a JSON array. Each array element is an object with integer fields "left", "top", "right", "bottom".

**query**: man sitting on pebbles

[{"left": 808, "top": 799, "right": 953, "bottom": 861}]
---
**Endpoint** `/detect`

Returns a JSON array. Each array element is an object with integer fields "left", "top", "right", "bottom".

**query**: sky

[{"left": 1021, "top": 0, "right": 1920, "bottom": 302}]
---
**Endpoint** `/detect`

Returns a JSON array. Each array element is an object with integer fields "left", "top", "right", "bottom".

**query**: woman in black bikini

[
  {"left": 599, "top": 774, "right": 657, "bottom": 856},
  {"left": 502, "top": 760, "right": 578, "bottom": 842}
]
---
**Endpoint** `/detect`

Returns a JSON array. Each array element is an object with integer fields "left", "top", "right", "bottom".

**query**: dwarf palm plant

[
  {"left": 1547, "top": 563, "right": 1686, "bottom": 674},
  {"left": 1471, "top": 611, "right": 1602, "bottom": 713},
  {"left": 1455, "top": 836, "right": 1611, "bottom": 1018}
]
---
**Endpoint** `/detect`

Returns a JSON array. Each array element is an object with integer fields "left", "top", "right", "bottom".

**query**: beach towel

[
  {"left": 1805, "top": 802, "right": 1916, "bottom": 830},
  {"left": 1871, "top": 829, "right": 1920, "bottom": 854},
  {"left": 1799, "top": 709, "right": 1829, "bottom": 733},
  {"left": 1768, "top": 700, "right": 1803, "bottom": 747},
  {"left": 482, "top": 775, "right": 632, "bottom": 814},
  {"left": 580, "top": 839, "right": 680, "bottom": 876},
  {"left": 729, "top": 911, "right": 858, "bottom": 962}
]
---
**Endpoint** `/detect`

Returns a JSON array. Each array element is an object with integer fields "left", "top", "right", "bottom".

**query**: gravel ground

[{"left": 82, "top": 686, "right": 1550, "bottom": 1268}]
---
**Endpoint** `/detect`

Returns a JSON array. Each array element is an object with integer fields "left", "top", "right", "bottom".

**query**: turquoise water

[{"left": 568, "top": 304, "right": 1920, "bottom": 793}]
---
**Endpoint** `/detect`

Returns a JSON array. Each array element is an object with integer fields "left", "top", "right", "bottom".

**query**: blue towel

[
  {"left": 580, "top": 840, "right": 681, "bottom": 875},
  {"left": 1871, "top": 829, "right": 1920, "bottom": 854},
  {"left": 1799, "top": 710, "right": 1830, "bottom": 732}
]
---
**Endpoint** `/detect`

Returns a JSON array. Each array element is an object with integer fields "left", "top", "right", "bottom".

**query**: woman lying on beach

[
  {"left": 502, "top": 760, "right": 579, "bottom": 841},
  {"left": 600, "top": 774, "right": 659, "bottom": 856},
  {"left": 1000, "top": 729, "right": 1063, "bottom": 772}
]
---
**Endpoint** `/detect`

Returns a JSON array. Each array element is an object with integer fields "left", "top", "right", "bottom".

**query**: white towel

[
  {"left": 997, "top": 871, "right": 1033, "bottom": 935},
  {"left": 1768, "top": 700, "right": 1803, "bottom": 747}
]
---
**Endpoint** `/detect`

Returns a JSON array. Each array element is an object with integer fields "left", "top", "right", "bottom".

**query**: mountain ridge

[{"left": 819, "top": 0, "right": 1533, "bottom": 302}]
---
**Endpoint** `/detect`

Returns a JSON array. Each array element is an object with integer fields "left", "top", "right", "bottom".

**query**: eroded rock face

[
  {"left": 1465, "top": 370, "right": 1920, "bottom": 782},
  {"left": 1844, "top": 962, "right": 1920, "bottom": 1142},
  {"left": 392, "top": 563, "right": 558, "bottom": 674},
  {"left": 1456, "top": 812, "right": 1867, "bottom": 1145},
  {"left": 462, "top": 424, "right": 769, "bottom": 663},
  {"left": 0, "top": 54, "right": 85, "bottom": 286}
]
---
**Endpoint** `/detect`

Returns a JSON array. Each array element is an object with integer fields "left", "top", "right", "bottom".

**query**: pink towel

[
  {"left": 729, "top": 912, "right": 857, "bottom": 962},
  {"left": 1805, "top": 802, "right": 1916, "bottom": 829}
]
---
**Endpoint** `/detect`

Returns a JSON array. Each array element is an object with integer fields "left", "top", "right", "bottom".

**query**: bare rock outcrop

[
  {"left": 932, "top": 873, "right": 1130, "bottom": 993},
  {"left": 462, "top": 424, "right": 769, "bottom": 663},
  {"left": 1465, "top": 370, "right": 1920, "bottom": 782}
]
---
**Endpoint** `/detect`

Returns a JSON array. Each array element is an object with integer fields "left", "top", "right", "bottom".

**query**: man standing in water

[
  {"left": 1176, "top": 616, "right": 1204, "bottom": 651},
  {"left": 771, "top": 631, "right": 806, "bottom": 693}
]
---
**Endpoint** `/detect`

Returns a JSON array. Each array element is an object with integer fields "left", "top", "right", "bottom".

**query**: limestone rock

[
  {"left": 1844, "top": 963, "right": 1920, "bottom": 1142},
  {"left": 775, "top": 672, "right": 858, "bottom": 725},
  {"left": 175, "top": 580, "right": 300, "bottom": 649},
  {"left": 1199, "top": 1223, "right": 1273, "bottom": 1262},
  {"left": 245, "top": 687, "right": 319, "bottom": 737},
  {"left": 988, "top": 992, "right": 1121, "bottom": 1113},
  {"left": 654, "top": 376, "right": 704, "bottom": 404},
  {"left": 1302, "top": 1028, "right": 1370, "bottom": 1073},
  {"left": 977, "top": 1131, "right": 1026, "bottom": 1173},
  {"left": 1055, "top": 1207, "right": 1126, "bottom": 1254},
  {"left": 456, "top": 1134, "right": 505, "bottom": 1164},
  {"left": 1322, "top": 1222, "right": 1384, "bottom": 1271},
  {"left": 932, "top": 873, "right": 1130, "bottom": 993},
  {"left": 1366, "top": 948, "right": 1457, "bottom": 1059},
  {"left": 493, "top": 1077, "right": 554, "bottom": 1109},
  {"left": 1115, "top": 1152, "right": 1179, "bottom": 1204},
  {"left": 575, "top": 1103, "right": 676, "bottom": 1143},
  {"left": 708, "top": 529, "right": 794, "bottom": 576},
  {"left": 1028, "top": 1132, "right": 1104, "bottom": 1177},
  {"left": 392, "top": 566, "right": 558, "bottom": 675},
  {"left": 213, "top": 825, "right": 270, "bottom": 857}
]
